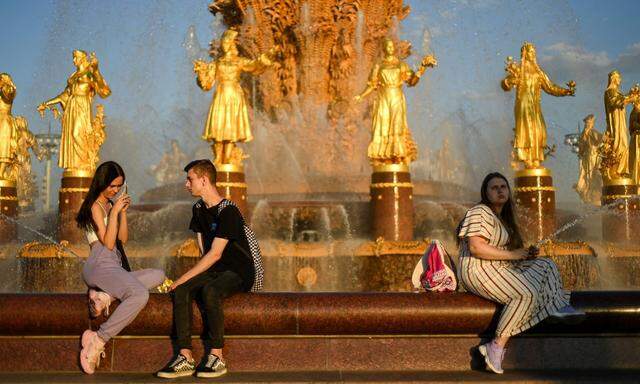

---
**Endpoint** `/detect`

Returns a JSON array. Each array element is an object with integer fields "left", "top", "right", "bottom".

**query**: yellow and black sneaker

[
  {"left": 156, "top": 354, "right": 195, "bottom": 378},
  {"left": 196, "top": 354, "right": 228, "bottom": 378}
]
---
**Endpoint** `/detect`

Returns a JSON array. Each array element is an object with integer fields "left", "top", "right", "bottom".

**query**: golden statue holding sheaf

[
  {"left": 355, "top": 38, "right": 436, "bottom": 166},
  {"left": 37, "top": 50, "right": 111, "bottom": 176},
  {"left": 194, "top": 29, "right": 276, "bottom": 166},
  {"left": 502, "top": 42, "right": 576, "bottom": 169}
]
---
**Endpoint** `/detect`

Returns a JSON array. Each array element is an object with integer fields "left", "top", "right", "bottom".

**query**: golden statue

[
  {"left": 354, "top": 38, "right": 436, "bottom": 165},
  {"left": 0, "top": 73, "right": 18, "bottom": 181},
  {"left": 37, "top": 50, "right": 111, "bottom": 176},
  {"left": 603, "top": 70, "right": 638, "bottom": 180},
  {"left": 629, "top": 85, "right": 640, "bottom": 184},
  {"left": 502, "top": 42, "right": 576, "bottom": 169},
  {"left": 194, "top": 29, "right": 275, "bottom": 166},
  {"left": 574, "top": 114, "right": 602, "bottom": 204},
  {"left": 14, "top": 117, "right": 41, "bottom": 209}
]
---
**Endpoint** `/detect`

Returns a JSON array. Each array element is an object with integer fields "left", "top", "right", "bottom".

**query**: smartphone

[{"left": 111, "top": 181, "right": 128, "bottom": 202}]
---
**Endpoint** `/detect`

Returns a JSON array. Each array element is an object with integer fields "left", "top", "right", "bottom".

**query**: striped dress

[{"left": 458, "top": 204, "right": 570, "bottom": 337}]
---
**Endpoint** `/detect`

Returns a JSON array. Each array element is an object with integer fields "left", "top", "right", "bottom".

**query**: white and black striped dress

[{"left": 458, "top": 204, "right": 570, "bottom": 337}]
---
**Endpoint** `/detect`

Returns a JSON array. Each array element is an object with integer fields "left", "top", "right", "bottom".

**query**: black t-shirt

[{"left": 188, "top": 199, "right": 254, "bottom": 292}]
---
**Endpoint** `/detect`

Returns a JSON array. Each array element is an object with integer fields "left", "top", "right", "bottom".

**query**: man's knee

[{"left": 201, "top": 286, "right": 223, "bottom": 308}]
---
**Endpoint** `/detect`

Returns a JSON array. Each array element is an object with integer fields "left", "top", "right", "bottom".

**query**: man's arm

[{"left": 170, "top": 236, "right": 229, "bottom": 290}]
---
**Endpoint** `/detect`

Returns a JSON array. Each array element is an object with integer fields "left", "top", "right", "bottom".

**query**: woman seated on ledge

[
  {"left": 76, "top": 161, "right": 166, "bottom": 374},
  {"left": 456, "top": 172, "right": 584, "bottom": 374}
]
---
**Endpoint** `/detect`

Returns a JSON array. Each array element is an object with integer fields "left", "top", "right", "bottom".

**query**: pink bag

[{"left": 411, "top": 240, "right": 457, "bottom": 292}]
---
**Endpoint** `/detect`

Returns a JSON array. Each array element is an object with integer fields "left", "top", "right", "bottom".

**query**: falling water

[
  {"left": 337, "top": 205, "right": 352, "bottom": 239},
  {"left": 537, "top": 199, "right": 627, "bottom": 245}
]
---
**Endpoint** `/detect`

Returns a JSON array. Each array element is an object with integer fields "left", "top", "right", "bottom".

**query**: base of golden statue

[
  {"left": 0, "top": 180, "right": 18, "bottom": 243},
  {"left": 601, "top": 177, "right": 640, "bottom": 245},
  {"left": 58, "top": 173, "right": 92, "bottom": 243},
  {"left": 370, "top": 164, "right": 414, "bottom": 241},
  {"left": 513, "top": 168, "right": 556, "bottom": 242},
  {"left": 216, "top": 163, "right": 248, "bottom": 219}
]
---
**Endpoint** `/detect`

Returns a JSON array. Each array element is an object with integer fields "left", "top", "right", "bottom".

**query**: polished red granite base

[{"left": 0, "top": 292, "right": 639, "bottom": 372}]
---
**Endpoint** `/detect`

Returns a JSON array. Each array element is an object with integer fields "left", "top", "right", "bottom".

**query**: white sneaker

[
  {"left": 88, "top": 289, "right": 112, "bottom": 318},
  {"left": 479, "top": 342, "right": 504, "bottom": 374},
  {"left": 80, "top": 330, "right": 106, "bottom": 374}
]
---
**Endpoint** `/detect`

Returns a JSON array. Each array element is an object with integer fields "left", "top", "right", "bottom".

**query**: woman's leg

[
  {"left": 85, "top": 261, "right": 150, "bottom": 343},
  {"left": 131, "top": 268, "right": 166, "bottom": 290}
]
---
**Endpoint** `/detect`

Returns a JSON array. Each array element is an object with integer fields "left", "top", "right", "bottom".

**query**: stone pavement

[{"left": 0, "top": 370, "right": 639, "bottom": 383}]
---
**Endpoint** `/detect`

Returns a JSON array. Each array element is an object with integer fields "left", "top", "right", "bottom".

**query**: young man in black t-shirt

[{"left": 156, "top": 159, "right": 254, "bottom": 379}]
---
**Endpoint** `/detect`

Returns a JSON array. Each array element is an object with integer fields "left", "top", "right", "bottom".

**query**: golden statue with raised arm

[
  {"left": 194, "top": 29, "right": 275, "bottom": 166},
  {"left": 502, "top": 42, "right": 575, "bottom": 169},
  {"left": 0, "top": 73, "right": 18, "bottom": 181},
  {"left": 603, "top": 71, "right": 639, "bottom": 180},
  {"left": 37, "top": 50, "right": 111, "bottom": 176},
  {"left": 355, "top": 38, "right": 437, "bottom": 165}
]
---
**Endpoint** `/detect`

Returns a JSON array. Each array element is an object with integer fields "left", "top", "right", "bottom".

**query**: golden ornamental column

[
  {"left": 513, "top": 168, "right": 556, "bottom": 241},
  {"left": 370, "top": 164, "right": 414, "bottom": 241},
  {"left": 193, "top": 29, "right": 276, "bottom": 220},
  {"left": 502, "top": 42, "right": 575, "bottom": 241},
  {"left": 216, "top": 164, "right": 248, "bottom": 219},
  {"left": 355, "top": 39, "right": 436, "bottom": 241},
  {"left": 38, "top": 50, "right": 110, "bottom": 242},
  {"left": 601, "top": 178, "right": 640, "bottom": 245}
]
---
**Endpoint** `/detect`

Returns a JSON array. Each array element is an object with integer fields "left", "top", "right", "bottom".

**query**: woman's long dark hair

[
  {"left": 76, "top": 161, "right": 125, "bottom": 232},
  {"left": 457, "top": 172, "right": 523, "bottom": 250}
]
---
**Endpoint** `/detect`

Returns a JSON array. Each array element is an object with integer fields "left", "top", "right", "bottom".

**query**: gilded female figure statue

[
  {"left": 628, "top": 85, "right": 640, "bottom": 184},
  {"left": 574, "top": 114, "right": 602, "bottom": 204},
  {"left": 0, "top": 73, "right": 18, "bottom": 180},
  {"left": 194, "top": 29, "right": 275, "bottom": 166},
  {"left": 603, "top": 71, "right": 638, "bottom": 180},
  {"left": 502, "top": 42, "right": 575, "bottom": 169},
  {"left": 37, "top": 50, "right": 111, "bottom": 174},
  {"left": 354, "top": 38, "right": 436, "bottom": 165}
]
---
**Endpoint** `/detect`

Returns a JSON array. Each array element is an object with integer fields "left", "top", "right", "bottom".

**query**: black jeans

[{"left": 172, "top": 270, "right": 243, "bottom": 349}]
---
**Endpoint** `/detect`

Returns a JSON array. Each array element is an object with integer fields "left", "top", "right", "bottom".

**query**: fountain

[{"left": 1, "top": 0, "right": 640, "bottom": 298}]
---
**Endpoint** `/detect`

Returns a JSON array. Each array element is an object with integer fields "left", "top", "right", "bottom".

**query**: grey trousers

[{"left": 82, "top": 243, "right": 165, "bottom": 342}]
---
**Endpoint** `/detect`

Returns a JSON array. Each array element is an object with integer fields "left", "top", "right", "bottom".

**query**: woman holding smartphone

[
  {"left": 456, "top": 172, "right": 584, "bottom": 374},
  {"left": 75, "top": 161, "right": 165, "bottom": 374}
]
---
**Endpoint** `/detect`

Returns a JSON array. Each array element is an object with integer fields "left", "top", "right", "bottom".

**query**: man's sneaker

[
  {"left": 478, "top": 341, "right": 504, "bottom": 374},
  {"left": 156, "top": 354, "right": 196, "bottom": 378},
  {"left": 547, "top": 305, "right": 586, "bottom": 325},
  {"left": 79, "top": 330, "right": 106, "bottom": 374},
  {"left": 88, "top": 289, "right": 112, "bottom": 319},
  {"left": 196, "top": 354, "right": 228, "bottom": 378}
]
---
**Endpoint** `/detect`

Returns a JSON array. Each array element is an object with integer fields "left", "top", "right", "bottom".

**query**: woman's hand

[
  {"left": 510, "top": 248, "right": 529, "bottom": 260},
  {"left": 112, "top": 193, "right": 131, "bottom": 213}
]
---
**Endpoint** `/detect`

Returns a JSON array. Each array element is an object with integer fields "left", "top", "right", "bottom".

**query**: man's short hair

[{"left": 184, "top": 159, "right": 217, "bottom": 184}]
